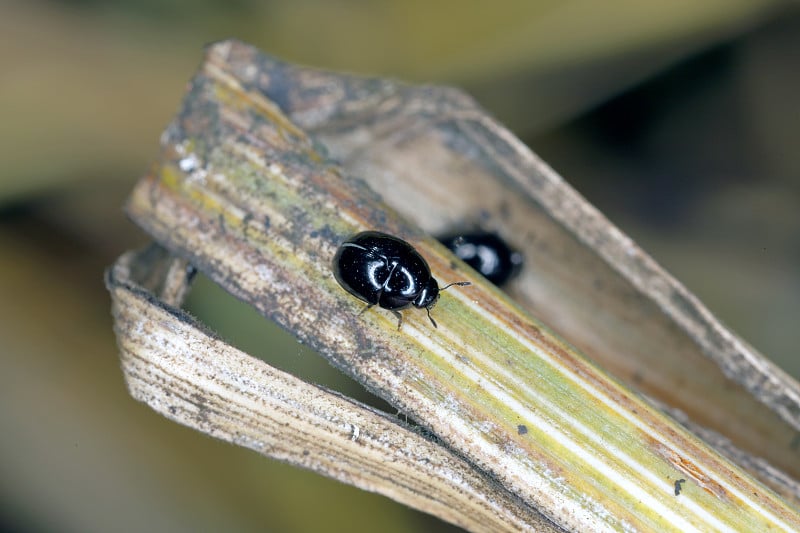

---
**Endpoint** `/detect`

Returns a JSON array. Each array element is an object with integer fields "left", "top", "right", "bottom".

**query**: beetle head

[
  {"left": 413, "top": 278, "right": 440, "bottom": 312},
  {"left": 414, "top": 279, "right": 470, "bottom": 328}
]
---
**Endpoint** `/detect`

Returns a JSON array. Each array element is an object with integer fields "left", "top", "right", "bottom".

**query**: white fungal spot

[
  {"left": 254, "top": 263, "right": 274, "bottom": 282},
  {"left": 179, "top": 154, "right": 200, "bottom": 172}
]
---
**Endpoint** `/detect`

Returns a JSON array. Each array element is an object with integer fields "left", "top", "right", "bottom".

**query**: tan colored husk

[
  {"left": 107, "top": 246, "right": 556, "bottom": 532},
  {"left": 109, "top": 40, "right": 800, "bottom": 531}
]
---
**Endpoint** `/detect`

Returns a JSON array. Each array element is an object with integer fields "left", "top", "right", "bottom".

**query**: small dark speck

[
  {"left": 185, "top": 264, "right": 198, "bottom": 283},
  {"left": 674, "top": 478, "right": 686, "bottom": 496},
  {"left": 372, "top": 210, "right": 388, "bottom": 226},
  {"left": 498, "top": 200, "right": 511, "bottom": 219},
  {"left": 264, "top": 215, "right": 271, "bottom": 230},
  {"left": 302, "top": 450, "right": 309, "bottom": 456},
  {"left": 517, "top": 424, "right": 528, "bottom": 435},
  {"left": 309, "top": 229, "right": 319, "bottom": 238}
]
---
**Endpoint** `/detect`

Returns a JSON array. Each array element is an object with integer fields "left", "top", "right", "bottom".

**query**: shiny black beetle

[
  {"left": 438, "top": 231, "right": 523, "bottom": 287},
  {"left": 333, "top": 231, "right": 469, "bottom": 329}
]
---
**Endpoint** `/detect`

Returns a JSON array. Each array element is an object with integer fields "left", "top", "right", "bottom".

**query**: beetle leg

[
  {"left": 358, "top": 303, "right": 374, "bottom": 316},
  {"left": 391, "top": 310, "right": 404, "bottom": 330},
  {"left": 425, "top": 307, "right": 438, "bottom": 329}
]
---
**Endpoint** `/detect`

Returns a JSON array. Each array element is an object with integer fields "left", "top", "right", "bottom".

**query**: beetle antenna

[
  {"left": 425, "top": 282, "right": 468, "bottom": 328},
  {"left": 440, "top": 281, "right": 471, "bottom": 291}
]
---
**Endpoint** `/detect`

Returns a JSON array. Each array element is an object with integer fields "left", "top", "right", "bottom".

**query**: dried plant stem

[
  {"left": 110, "top": 41, "right": 800, "bottom": 531},
  {"left": 108, "top": 246, "right": 556, "bottom": 532}
]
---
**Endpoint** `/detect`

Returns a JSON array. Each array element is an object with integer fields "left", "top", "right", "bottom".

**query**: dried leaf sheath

[
  {"left": 116, "top": 42, "right": 800, "bottom": 531},
  {"left": 222, "top": 43, "right": 800, "bottom": 499},
  {"left": 107, "top": 246, "right": 552, "bottom": 532},
  {"left": 216, "top": 42, "right": 800, "bottom": 486}
]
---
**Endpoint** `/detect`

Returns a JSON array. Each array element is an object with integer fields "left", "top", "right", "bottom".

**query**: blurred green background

[{"left": 1, "top": 1, "right": 798, "bottom": 531}]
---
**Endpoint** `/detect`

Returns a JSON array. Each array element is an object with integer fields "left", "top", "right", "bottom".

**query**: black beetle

[
  {"left": 333, "top": 231, "right": 469, "bottom": 329},
  {"left": 438, "top": 231, "right": 523, "bottom": 287}
]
